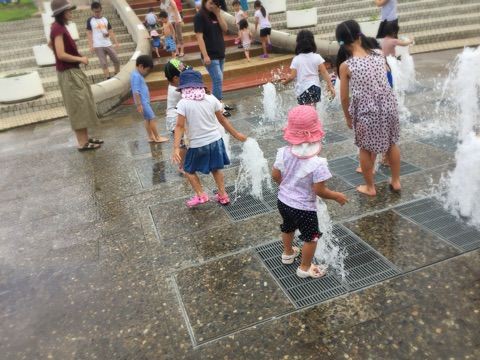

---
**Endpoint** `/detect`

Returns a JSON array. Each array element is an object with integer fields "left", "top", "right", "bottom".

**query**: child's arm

[
  {"left": 313, "top": 182, "right": 348, "bottom": 205},
  {"left": 281, "top": 68, "right": 297, "bottom": 85},
  {"left": 272, "top": 167, "right": 282, "bottom": 185},
  {"left": 319, "top": 63, "right": 335, "bottom": 96},
  {"left": 397, "top": 37, "right": 414, "bottom": 47},
  {"left": 215, "top": 111, "right": 247, "bottom": 142},
  {"left": 87, "top": 30, "right": 94, "bottom": 53},
  {"left": 254, "top": 16, "right": 259, "bottom": 32},
  {"left": 339, "top": 62, "right": 353, "bottom": 129},
  {"left": 133, "top": 93, "right": 143, "bottom": 114},
  {"left": 109, "top": 29, "right": 120, "bottom": 49},
  {"left": 173, "top": 115, "right": 186, "bottom": 164}
]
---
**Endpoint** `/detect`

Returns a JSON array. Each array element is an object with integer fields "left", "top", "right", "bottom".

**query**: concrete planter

[
  {"left": 33, "top": 44, "right": 56, "bottom": 66},
  {"left": 261, "top": 0, "right": 286, "bottom": 14},
  {"left": 286, "top": 8, "right": 317, "bottom": 29},
  {"left": 0, "top": 72, "right": 44, "bottom": 104},
  {"left": 358, "top": 20, "right": 381, "bottom": 38}
]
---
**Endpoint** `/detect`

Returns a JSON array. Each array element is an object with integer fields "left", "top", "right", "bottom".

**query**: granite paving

[{"left": 0, "top": 49, "right": 479, "bottom": 359}]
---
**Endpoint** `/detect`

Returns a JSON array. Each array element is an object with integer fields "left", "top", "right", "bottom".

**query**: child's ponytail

[
  {"left": 254, "top": 0, "right": 266, "bottom": 17},
  {"left": 334, "top": 20, "right": 376, "bottom": 72}
]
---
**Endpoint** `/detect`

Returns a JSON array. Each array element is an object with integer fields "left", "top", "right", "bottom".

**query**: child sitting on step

[
  {"left": 282, "top": 30, "right": 335, "bottom": 106},
  {"left": 272, "top": 105, "right": 347, "bottom": 279},
  {"left": 238, "top": 19, "right": 252, "bottom": 62},
  {"left": 173, "top": 70, "right": 247, "bottom": 207},
  {"left": 159, "top": 10, "right": 177, "bottom": 58}
]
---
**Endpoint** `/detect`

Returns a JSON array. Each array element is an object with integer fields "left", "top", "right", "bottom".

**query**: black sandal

[
  {"left": 78, "top": 142, "right": 101, "bottom": 152},
  {"left": 88, "top": 138, "right": 104, "bottom": 144}
]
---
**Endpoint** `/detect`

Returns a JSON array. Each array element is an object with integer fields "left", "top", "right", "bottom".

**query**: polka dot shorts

[{"left": 277, "top": 200, "right": 322, "bottom": 242}]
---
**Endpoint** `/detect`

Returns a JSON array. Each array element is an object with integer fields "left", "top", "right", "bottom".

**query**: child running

[
  {"left": 254, "top": 0, "right": 272, "bottom": 58},
  {"left": 159, "top": 11, "right": 177, "bottom": 58},
  {"left": 173, "top": 69, "right": 247, "bottom": 207},
  {"left": 336, "top": 20, "right": 401, "bottom": 196},
  {"left": 130, "top": 55, "right": 169, "bottom": 143},
  {"left": 232, "top": 0, "right": 248, "bottom": 47},
  {"left": 381, "top": 22, "right": 414, "bottom": 58},
  {"left": 238, "top": 19, "right": 252, "bottom": 62},
  {"left": 272, "top": 105, "right": 348, "bottom": 278},
  {"left": 282, "top": 30, "right": 336, "bottom": 106}
]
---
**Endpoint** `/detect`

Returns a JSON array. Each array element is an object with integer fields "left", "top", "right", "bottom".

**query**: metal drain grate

[
  {"left": 329, "top": 156, "right": 421, "bottom": 187},
  {"left": 256, "top": 224, "right": 400, "bottom": 308},
  {"left": 394, "top": 198, "right": 480, "bottom": 251},
  {"left": 418, "top": 134, "right": 458, "bottom": 153},
  {"left": 218, "top": 183, "right": 279, "bottom": 221}
]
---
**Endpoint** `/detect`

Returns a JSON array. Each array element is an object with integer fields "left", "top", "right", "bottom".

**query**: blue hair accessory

[{"left": 338, "top": 41, "right": 344, "bottom": 46}]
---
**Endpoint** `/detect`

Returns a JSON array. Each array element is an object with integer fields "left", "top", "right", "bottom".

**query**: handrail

[{"left": 91, "top": 0, "right": 150, "bottom": 115}]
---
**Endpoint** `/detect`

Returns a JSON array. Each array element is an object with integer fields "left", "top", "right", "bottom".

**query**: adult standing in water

[
  {"left": 158, "top": 0, "right": 185, "bottom": 57},
  {"left": 49, "top": 0, "right": 103, "bottom": 151},
  {"left": 375, "top": 0, "right": 398, "bottom": 38},
  {"left": 194, "top": 0, "right": 234, "bottom": 117}
]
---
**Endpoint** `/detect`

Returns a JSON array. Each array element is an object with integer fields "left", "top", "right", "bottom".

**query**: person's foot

[
  {"left": 356, "top": 185, "right": 377, "bottom": 197},
  {"left": 178, "top": 53, "right": 185, "bottom": 57},
  {"left": 78, "top": 142, "right": 101, "bottom": 152},
  {"left": 296, "top": 264, "right": 327, "bottom": 278},
  {"left": 223, "top": 104, "right": 235, "bottom": 111},
  {"left": 356, "top": 166, "right": 363, "bottom": 174},
  {"left": 389, "top": 180, "right": 401, "bottom": 193},
  {"left": 154, "top": 136, "right": 169, "bottom": 143},
  {"left": 260, "top": 54, "right": 269, "bottom": 59},
  {"left": 186, "top": 193, "right": 209, "bottom": 208},
  {"left": 215, "top": 193, "right": 230, "bottom": 205},
  {"left": 223, "top": 110, "right": 232, "bottom": 117}
]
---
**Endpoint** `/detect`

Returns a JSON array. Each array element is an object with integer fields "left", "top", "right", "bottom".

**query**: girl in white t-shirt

[
  {"left": 173, "top": 70, "right": 247, "bottom": 208},
  {"left": 282, "top": 30, "right": 335, "bottom": 106},
  {"left": 254, "top": 1, "right": 272, "bottom": 58}
]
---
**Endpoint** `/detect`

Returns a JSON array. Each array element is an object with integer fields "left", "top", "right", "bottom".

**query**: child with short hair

[
  {"left": 272, "top": 105, "right": 347, "bottom": 278},
  {"left": 254, "top": 0, "right": 272, "bottom": 58},
  {"left": 238, "top": 19, "right": 252, "bottom": 62},
  {"left": 282, "top": 30, "right": 335, "bottom": 106},
  {"left": 144, "top": 8, "right": 158, "bottom": 30},
  {"left": 130, "top": 55, "right": 169, "bottom": 144},
  {"left": 381, "top": 22, "right": 414, "bottom": 57},
  {"left": 87, "top": 2, "right": 120, "bottom": 80},
  {"left": 159, "top": 10, "right": 177, "bottom": 58},
  {"left": 150, "top": 30, "right": 162, "bottom": 58},
  {"left": 172, "top": 69, "right": 247, "bottom": 207},
  {"left": 232, "top": 0, "right": 248, "bottom": 47},
  {"left": 336, "top": 20, "right": 401, "bottom": 196}
]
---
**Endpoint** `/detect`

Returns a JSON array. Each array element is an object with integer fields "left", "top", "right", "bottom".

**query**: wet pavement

[{"left": 1, "top": 49, "right": 479, "bottom": 359}]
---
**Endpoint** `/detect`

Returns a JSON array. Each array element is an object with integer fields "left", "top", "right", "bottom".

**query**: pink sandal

[
  {"left": 215, "top": 193, "right": 230, "bottom": 205},
  {"left": 186, "top": 193, "right": 209, "bottom": 208}
]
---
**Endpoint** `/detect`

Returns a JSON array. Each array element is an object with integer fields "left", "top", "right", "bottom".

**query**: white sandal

[
  {"left": 281, "top": 246, "right": 300, "bottom": 264},
  {"left": 296, "top": 264, "right": 327, "bottom": 279}
]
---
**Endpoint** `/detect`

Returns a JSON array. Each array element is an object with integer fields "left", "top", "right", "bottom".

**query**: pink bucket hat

[
  {"left": 150, "top": 30, "right": 159, "bottom": 37},
  {"left": 283, "top": 105, "right": 325, "bottom": 145}
]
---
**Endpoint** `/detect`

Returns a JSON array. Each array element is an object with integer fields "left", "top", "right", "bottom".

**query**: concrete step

[
  {"left": 151, "top": 34, "right": 237, "bottom": 57},
  {"left": 146, "top": 53, "right": 293, "bottom": 90},
  {"left": 0, "top": 106, "right": 67, "bottom": 131},
  {"left": 136, "top": 12, "right": 195, "bottom": 24},
  {"left": 0, "top": 90, "right": 64, "bottom": 119},
  {"left": 0, "top": 46, "right": 134, "bottom": 72},
  {"left": 152, "top": 43, "right": 265, "bottom": 70},
  {"left": 135, "top": 6, "right": 197, "bottom": 16}
]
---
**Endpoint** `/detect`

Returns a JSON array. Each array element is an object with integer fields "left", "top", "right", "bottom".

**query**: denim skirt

[{"left": 183, "top": 138, "right": 230, "bottom": 174}]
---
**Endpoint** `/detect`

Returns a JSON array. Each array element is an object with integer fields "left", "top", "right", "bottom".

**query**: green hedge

[{"left": 0, "top": 0, "right": 38, "bottom": 22}]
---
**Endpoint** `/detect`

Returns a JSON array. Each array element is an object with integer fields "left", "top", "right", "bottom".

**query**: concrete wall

[{"left": 91, "top": 0, "right": 150, "bottom": 115}]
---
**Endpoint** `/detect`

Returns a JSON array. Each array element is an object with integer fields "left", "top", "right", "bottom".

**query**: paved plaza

[{"left": 1, "top": 49, "right": 479, "bottom": 359}]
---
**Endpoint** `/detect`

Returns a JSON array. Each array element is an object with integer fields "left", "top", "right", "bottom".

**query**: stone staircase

[
  {"left": 265, "top": 0, "right": 480, "bottom": 54},
  {"left": 126, "top": 0, "right": 294, "bottom": 102},
  {"left": 0, "top": 3, "right": 135, "bottom": 130}
]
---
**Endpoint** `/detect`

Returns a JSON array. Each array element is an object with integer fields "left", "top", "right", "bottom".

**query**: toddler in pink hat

[{"left": 272, "top": 105, "right": 348, "bottom": 279}]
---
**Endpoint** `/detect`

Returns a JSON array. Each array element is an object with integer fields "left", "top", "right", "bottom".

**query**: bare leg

[
  {"left": 155, "top": 48, "right": 160, "bottom": 58},
  {"left": 261, "top": 38, "right": 267, "bottom": 56},
  {"left": 356, "top": 152, "right": 376, "bottom": 174},
  {"left": 245, "top": 50, "right": 250, "bottom": 61},
  {"left": 74, "top": 128, "right": 89, "bottom": 147},
  {"left": 171, "top": 51, "right": 176, "bottom": 58},
  {"left": 282, "top": 232, "right": 295, "bottom": 256},
  {"left": 149, "top": 121, "right": 168, "bottom": 143},
  {"left": 102, "top": 67, "right": 110, "bottom": 79},
  {"left": 357, "top": 148, "right": 376, "bottom": 196},
  {"left": 387, "top": 144, "right": 401, "bottom": 190},
  {"left": 211, "top": 170, "right": 226, "bottom": 196},
  {"left": 184, "top": 172, "right": 204, "bottom": 195},
  {"left": 144, "top": 120, "right": 154, "bottom": 141},
  {"left": 300, "top": 241, "right": 317, "bottom": 272}
]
